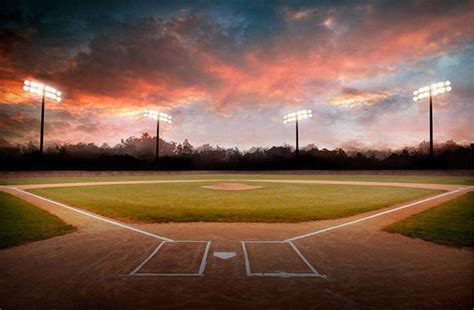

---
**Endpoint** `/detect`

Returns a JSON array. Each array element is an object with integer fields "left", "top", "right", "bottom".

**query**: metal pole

[
  {"left": 295, "top": 118, "right": 299, "bottom": 158},
  {"left": 156, "top": 118, "right": 160, "bottom": 161},
  {"left": 429, "top": 94, "right": 433, "bottom": 157},
  {"left": 40, "top": 93, "right": 45, "bottom": 155}
]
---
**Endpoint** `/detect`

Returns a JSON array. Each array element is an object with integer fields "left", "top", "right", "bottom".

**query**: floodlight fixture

[
  {"left": 23, "top": 79, "right": 62, "bottom": 155},
  {"left": 283, "top": 109, "right": 313, "bottom": 124},
  {"left": 143, "top": 109, "right": 173, "bottom": 161},
  {"left": 412, "top": 80, "right": 452, "bottom": 157},
  {"left": 283, "top": 109, "right": 313, "bottom": 158},
  {"left": 144, "top": 109, "right": 172, "bottom": 123},
  {"left": 412, "top": 80, "right": 451, "bottom": 102}
]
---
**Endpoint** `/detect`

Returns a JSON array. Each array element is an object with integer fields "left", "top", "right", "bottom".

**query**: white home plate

[{"left": 213, "top": 252, "right": 237, "bottom": 260}]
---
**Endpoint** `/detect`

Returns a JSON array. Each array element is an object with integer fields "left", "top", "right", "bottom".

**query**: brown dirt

[
  {"left": 2, "top": 169, "right": 473, "bottom": 178},
  {"left": 0, "top": 181, "right": 472, "bottom": 309},
  {"left": 11, "top": 179, "right": 464, "bottom": 190},
  {"left": 245, "top": 242, "right": 313, "bottom": 273},
  {"left": 201, "top": 183, "right": 264, "bottom": 191},
  {"left": 138, "top": 242, "right": 207, "bottom": 274}
]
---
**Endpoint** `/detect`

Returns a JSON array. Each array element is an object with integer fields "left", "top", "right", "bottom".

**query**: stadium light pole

[
  {"left": 412, "top": 80, "right": 452, "bottom": 157},
  {"left": 23, "top": 80, "right": 62, "bottom": 155},
  {"left": 143, "top": 109, "right": 172, "bottom": 161},
  {"left": 283, "top": 109, "right": 313, "bottom": 158}
]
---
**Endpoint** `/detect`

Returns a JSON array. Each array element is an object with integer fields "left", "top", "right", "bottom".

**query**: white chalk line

[
  {"left": 288, "top": 241, "right": 325, "bottom": 277},
  {"left": 129, "top": 242, "right": 166, "bottom": 275},
  {"left": 241, "top": 241, "right": 252, "bottom": 276},
  {"left": 3, "top": 186, "right": 213, "bottom": 277},
  {"left": 240, "top": 186, "right": 472, "bottom": 277},
  {"left": 285, "top": 186, "right": 473, "bottom": 242},
  {"left": 241, "top": 241, "right": 324, "bottom": 278},
  {"left": 8, "top": 187, "right": 174, "bottom": 242},
  {"left": 129, "top": 240, "right": 211, "bottom": 277},
  {"left": 2, "top": 184, "right": 471, "bottom": 279},
  {"left": 199, "top": 241, "right": 212, "bottom": 275}
]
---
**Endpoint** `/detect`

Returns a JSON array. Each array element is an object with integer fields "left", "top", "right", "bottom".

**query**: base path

[
  {"left": 0, "top": 180, "right": 472, "bottom": 308},
  {"left": 12, "top": 179, "right": 462, "bottom": 190}
]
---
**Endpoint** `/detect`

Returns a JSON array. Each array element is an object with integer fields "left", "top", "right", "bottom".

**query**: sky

[{"left": 1, "top": 0, "right": 473, "bottom": 150}]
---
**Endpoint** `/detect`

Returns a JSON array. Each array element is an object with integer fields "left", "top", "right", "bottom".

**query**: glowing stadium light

[
  {"left": 143, "top": 109, "right": 173, "bottom": 161},
  {"left": 412, "top": 80, "right": 452, "bottom": 157},
  {"left": 412, "top": 80, "right": 451, "bottom": 102},
  {"left": 24, "top": 80, "right": 62, "bottom": 103},
  {"left": 283, "top": 109, "right": 313, "bottom": 158},
  {"left": 23, "top": 79, "right": 63, "bottom": 155},
  {"left": 283, "top": 109, "right": 312, "bottom": 124},
  {"left": 144, "top": 109, "right": 172, "bottom": 123}
]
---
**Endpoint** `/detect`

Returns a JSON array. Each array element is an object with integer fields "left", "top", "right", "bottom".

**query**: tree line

[{"left": 0, "top": 133, "right": 472, "bottom": 170}]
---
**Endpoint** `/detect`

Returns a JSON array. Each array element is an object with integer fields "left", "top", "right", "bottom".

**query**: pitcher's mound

[{"left": 201, "top": 183, "right": 264, "bottom": 191}]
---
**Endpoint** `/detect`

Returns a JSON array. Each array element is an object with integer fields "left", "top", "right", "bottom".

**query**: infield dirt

[{"left": 0, "top": 180, "right": 472, "bottom": 308}]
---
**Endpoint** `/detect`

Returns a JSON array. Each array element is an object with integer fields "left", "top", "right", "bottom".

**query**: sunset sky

[{"left": 1, "top": 0, "right": 473, "bottom": 150}]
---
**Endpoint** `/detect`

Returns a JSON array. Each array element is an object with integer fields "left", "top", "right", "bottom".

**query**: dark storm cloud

[
  {"left": 0, "top": 102, "right": 97, "bottom": 144},
  {"left": 0, "top": 103, "right": 38, "bottom": 140},
  {"left": 61, "top": 15, "right": 225, "bottom": 97}
]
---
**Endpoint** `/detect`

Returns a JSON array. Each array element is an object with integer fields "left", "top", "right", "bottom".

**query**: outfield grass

[
  {"left": 385, "top": 192, "right": 474, "bottom": 248},
  {"left": 0, "top": 192, "right": 76, "bottom": 249},
  {"left": 1, "top": 174, "right": 473, "bottom": 185},
  {"left": 29, "top": 182, "right": 441, "bottom": 223}
]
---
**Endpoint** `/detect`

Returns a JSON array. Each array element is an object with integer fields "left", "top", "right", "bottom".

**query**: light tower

[
  {"left": 413, "top": 81, "right": 452, "bottom": 157},
  {"left": 143, "top": 109, "right": 172, "bottom": 161},
  {"left": 283, "top": 109, "right": 313, "bottom": 158},
  {"left": 23, "top": 80, "right": 62, "bottom": 155}
]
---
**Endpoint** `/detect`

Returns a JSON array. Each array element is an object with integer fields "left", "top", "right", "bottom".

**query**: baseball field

[{"left": 0, "top": 172, "right": 472, "bottom": 308}]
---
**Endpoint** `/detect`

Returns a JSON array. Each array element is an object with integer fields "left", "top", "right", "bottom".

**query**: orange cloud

[
  {"left": 1, "top": 2, "right": 473, "bottom": 148},
  {"left": 329, "top": 88, "right": 394, "bottom": 108}
]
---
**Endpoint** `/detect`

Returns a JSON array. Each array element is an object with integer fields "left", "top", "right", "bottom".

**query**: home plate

[{"left": 213, "top": 252, "right": 236, "bottom": 260}]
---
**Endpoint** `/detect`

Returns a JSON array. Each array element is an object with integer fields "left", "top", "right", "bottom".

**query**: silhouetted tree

[{"left": 0, "top": 134, "right": 472, "bottom": 170}]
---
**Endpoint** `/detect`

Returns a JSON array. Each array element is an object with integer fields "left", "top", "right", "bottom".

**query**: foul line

[
  {"left": 285, "top": 186, "right": 473, "bottom": 242},
  {"left": 9, "top": 187, "right": 174, "bottom": 242}
]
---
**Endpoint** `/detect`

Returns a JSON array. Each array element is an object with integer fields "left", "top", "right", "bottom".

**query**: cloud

[
  {"left": 282, "top": 7, "right": 317, "bottom": 22},
  {"left": 0, "top": 1, "right": 473, "bottom": 148},
  {"left": 329, "top": 88, "right": 394, "bottom": 108}
]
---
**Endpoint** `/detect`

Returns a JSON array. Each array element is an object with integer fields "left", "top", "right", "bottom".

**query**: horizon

[
  {"left": 1, "top": 132, "right": 471, "bottom": 155},
  {"left": 1, "top": 1, "right": 473, "bottom": 150}
]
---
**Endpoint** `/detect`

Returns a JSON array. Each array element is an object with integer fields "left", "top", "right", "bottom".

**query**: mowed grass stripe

[
  {"left": 0, "top": 192, "right": 76, "bottom": 249},
  {"left": 1, "top": 174, "right": 473, "bottom": 185},
  {"left": 29, "top": 183, "right": 441, "bottom": 223},
  {"left": 386, "top": 192, "right": 474, "bottom": 248}
]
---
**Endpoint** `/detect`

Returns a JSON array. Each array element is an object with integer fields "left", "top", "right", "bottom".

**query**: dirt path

[
  {"left": 0, "top": 180, "right": 472, "bottom": 309},
  {"left": 12, "top": 179, "right": 464, "bottom": 190}
]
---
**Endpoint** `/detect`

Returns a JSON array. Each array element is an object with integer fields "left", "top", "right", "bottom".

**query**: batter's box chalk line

[
  {"left": 241, "top": 240, "right": 326, "bottom": 278},
  {"left": 10, "top": 185, "right": 472, "bottom": 279},
  {"left": 129, "top": 240, "right": 211, "bottom": 277}
]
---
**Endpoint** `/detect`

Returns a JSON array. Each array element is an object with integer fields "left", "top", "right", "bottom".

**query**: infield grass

[
  {"left": 1, "top": 174, "right": 472, "bottom": 185},
  {"left": 0, "top": 192, "right": 76, "bottom": 249},
  {"left": 386, "top": 192, "right": 474, "bottom": 248},
  {"left": 29, "top": 182, "right": 441, "bottom": 223}
]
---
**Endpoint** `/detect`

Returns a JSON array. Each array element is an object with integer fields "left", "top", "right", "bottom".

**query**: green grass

[
  {"left": 0, "top": 192, "right": 76, "bottom": 249},
  {"left": 386, "top": 192, "right": 474, "bottom": 248},
  {"left": 1, "top": 174, "right": 473, "bottom": 185},
  {"left": 29, "top": 182, "right": 441, "bottom": 223}
]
